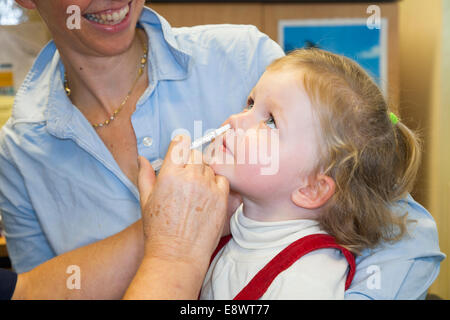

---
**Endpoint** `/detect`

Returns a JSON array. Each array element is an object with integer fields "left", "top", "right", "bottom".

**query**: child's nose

[{"left": 228, "top": 110, "right": 253, "bottom": 131}]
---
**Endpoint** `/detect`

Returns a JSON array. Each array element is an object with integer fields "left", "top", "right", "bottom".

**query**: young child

[{"left": 199, "top": 49, "right": 421, "bottom": 300}]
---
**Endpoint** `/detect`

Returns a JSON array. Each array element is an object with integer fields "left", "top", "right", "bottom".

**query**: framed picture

[{"left": 279, "top": 18, "right": 388, "bottom": 96}]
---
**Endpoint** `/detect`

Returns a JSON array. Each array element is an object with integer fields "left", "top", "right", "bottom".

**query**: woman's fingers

[
  {"left": 215, "top": 174, "right": 230, "bottom": 196},
  {"left": 187, "top": 149, "right": 206, "bottom": 175},
  {"left": 137, "top": 156, "right": 156, "bottom": 208},
  {"left": 139, "top": 132, "right": 230, "bottom": 260},
  {"left": 140, "top": 146, "right": 230, "bottom": 266},
  {"left": 161, "top": 135, "right": 191, "bottom": 172}
]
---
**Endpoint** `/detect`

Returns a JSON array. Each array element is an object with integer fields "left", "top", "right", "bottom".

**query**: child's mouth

[{"left": 222, "top": 134, "right": 233, "bottom": 156}]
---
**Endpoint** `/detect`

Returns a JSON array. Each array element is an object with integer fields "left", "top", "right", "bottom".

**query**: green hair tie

[{"left": 389, "top": 112, "right": 399, "bottom": 125}]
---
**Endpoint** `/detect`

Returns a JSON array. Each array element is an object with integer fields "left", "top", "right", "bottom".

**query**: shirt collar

[
  {"left": 13, "top": 6, "right": 191, "bottom": 136},
  {"left": 139, "top": 7, "right": 191, "bottom": 82},
  {"left": 230, "top": 205, "right": 325, "bottom": 250}
]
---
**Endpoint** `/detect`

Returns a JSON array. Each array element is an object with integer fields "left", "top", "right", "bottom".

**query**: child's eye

[
  {"left": 266, "top": 115, "right": 277, "bottom": 129},
  {"left": 246, "top": 98, "right": 254, "bottom": 110}
]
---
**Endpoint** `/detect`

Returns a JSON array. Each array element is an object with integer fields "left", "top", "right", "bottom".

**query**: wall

[
  {"left": 399, "top": 0, "right": 448, "bottom": 299},
  {"left": 429, "top": 0, "right": 450, "bottom": 300},
  {"left": 437, "top": 0, "right": 450, "bottom": 299}
]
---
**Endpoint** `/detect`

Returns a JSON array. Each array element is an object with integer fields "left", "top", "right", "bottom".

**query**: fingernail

[{"left": 173, "top": 135, "right": 183, "bottom": 142}]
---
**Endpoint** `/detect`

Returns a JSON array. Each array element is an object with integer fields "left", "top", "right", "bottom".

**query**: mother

[{"left": 0, "top": 0, "right": 444, "bottom": 299}]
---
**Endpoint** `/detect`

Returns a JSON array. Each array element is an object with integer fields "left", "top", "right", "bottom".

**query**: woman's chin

[{"left": 76, "top": 26, "right": 137, "bottom": 57}]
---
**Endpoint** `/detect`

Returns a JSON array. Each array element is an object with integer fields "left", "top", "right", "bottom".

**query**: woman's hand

[
  {"left": 124, "top": 135, "right": 229, "bottom": 299},
  {"left": 138, "top": 135, "right": 230, "bottom": 268}
]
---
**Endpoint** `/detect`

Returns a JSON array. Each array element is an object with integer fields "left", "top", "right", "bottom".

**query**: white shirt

[{"left": 200, "top": 206, "right": 349, "bottom": 300}]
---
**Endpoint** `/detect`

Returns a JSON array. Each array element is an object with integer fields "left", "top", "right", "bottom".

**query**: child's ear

[
  {"left": 291, "top": 175, "right": 335, "bottom": 209},
  {"left": 15, "top": 0, "right": 37, "bottom": 10}
]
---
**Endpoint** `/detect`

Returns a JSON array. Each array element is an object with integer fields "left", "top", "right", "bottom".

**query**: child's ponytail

[{"left": 390, "top": 117, "right": 422, "bottom": 201}]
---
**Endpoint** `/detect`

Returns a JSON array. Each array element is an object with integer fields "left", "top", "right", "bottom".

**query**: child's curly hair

[{"left": 268, "top": 49, "right": 421, "bottom": 254}]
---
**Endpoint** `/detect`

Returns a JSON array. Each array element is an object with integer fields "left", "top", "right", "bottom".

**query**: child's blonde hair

[{"left": 268, "top": 49, "right": 421, "bottom": 254}]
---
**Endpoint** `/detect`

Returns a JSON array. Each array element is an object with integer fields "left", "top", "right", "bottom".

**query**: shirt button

[{"left": 143, "top": 137, "right": 153, "bottom": 147}]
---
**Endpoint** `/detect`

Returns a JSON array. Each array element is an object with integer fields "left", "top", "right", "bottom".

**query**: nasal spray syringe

[{"left": 150, "top": 124, "right": 231, "bottom": 172}]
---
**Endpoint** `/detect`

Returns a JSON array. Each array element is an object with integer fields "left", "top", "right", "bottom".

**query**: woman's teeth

[{"left": 84, "top": 5, "right": 129, "bottom": 25}]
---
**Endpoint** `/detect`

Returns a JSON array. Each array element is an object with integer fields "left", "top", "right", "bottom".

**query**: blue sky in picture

[{"left": 282, "top": 24, "right": 382, "bottom": 87}]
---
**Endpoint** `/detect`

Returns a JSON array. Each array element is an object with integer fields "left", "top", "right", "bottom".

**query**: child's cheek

[
  {"left": 232, "top": 132, "right": 283, "bottom": 196},
  {"left": 207, "top": 129, "right": 283, "bottom": 196},
  {"left": 232, "top": 163, "right": 284, "bottom": 199}
]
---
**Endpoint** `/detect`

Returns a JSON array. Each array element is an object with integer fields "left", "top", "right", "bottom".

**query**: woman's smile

[
  {"left": 82, "top": 0, "right": 134, "bottom": 32},
  {"left": 84, "top": 3, "right": 130, "bottom": 25}
]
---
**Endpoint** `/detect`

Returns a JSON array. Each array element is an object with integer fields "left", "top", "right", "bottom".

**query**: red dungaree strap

[
  {"left": 210, "top": 235, "right": 232, "bottom": 264},
  {"left": 209, "top": 234, "right": 356, "bottom": 300}
]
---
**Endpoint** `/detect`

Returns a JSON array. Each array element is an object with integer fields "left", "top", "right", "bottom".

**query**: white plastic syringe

[{"left": 150, "top": 124, "right": 231, "bottom": 172}]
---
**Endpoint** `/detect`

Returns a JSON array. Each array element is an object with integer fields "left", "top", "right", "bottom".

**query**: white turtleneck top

[{"left": 200, "top": 205, "right": 349, "bottom": 300}]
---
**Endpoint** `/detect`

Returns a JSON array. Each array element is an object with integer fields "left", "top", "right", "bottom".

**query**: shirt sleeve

[
  {"left": 0, "top": 138, "right": 55, "bottom": 273},
  {"left": 346, "top": 257, "right": 441, "bottom": 300},
  {"left": 0, "top": 268, "right": 17, "bottom": 300},
  {"left": 345, "top": 194, "right": 445, "bottom": 300},
  {"left": 238, "top": 25, "right": 285, "bottom": 93}
]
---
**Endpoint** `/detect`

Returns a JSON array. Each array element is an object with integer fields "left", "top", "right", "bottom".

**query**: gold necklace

[{"left": 64, "top": 36, "right": 148, "bottom": 129}]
